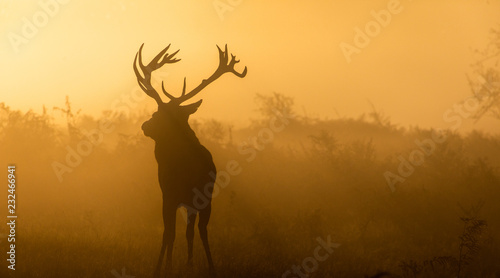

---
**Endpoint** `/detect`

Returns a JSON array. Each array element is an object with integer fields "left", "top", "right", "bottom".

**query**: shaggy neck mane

[
  {"left": 156, "top": 120, "right": 202, "bottom": 156},
  {"left": 175, "top": 121, "right": 201, "bottom": 146}
]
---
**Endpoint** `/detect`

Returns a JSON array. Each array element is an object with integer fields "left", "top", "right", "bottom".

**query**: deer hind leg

[
  {"left": 186, "top": 210, "right": 197, "bottom": 266},
  {"left": 198, "top": 206, "right": 215, "bottom": 277}
]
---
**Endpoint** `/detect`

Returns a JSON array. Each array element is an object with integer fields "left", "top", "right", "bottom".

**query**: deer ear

[{"left": 181, "top": 99, "right": 203, "bottom": 115}]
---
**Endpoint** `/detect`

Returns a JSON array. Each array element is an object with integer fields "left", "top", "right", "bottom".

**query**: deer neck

[{"left": 154, "top": 123, "right": 204, "bottom": 163}]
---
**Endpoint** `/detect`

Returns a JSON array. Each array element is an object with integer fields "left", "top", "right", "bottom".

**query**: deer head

[{"left": 133, "top": 44, "right": 247, "bottom": 141}]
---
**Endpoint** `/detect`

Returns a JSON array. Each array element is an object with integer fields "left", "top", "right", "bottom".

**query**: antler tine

[
  {"left": 161, "top": 81, "right": 176, "bottom": 100},
  {"left": 133, "top": 51, "right": 144, "bottom": 81},
  {"left": 171, "top": 44, "right": 247, "bottom": 104},
  {"left": 217, "top": 45, "right": 229, "bottom": 65},
  {"left": 181, "top": 77, "right": 187, "bottom": 97},
  {"left": 133, "top": 43, "right": 182, "bottom": 105},
  {"left": 217, "top": 44, "right": 247, "bottom": 77},
  {"left": 163, "top": 49, "right": 181, "bottom": 64},
  {"left": 134, "top": 45, "right": 163, "bottom": 105},
  {"left": 233, "top": 66, "right": 248, "bottom": 78},
  {"left": 149, "top": 44, "right": 181, "bottom": 70},
  {"left": 161, "top": 77, "right": 187, "bottom": 101},
  {"left": 229, "top": 53, "right": 247, "bottom": 78},
  {"left": 148, "top": 44, "right": 170, "bottom": 68}
]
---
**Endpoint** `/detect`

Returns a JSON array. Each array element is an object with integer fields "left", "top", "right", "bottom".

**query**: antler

[
  {"left": 163, "top": 44, "right": 247, "bottom": 104},
  {"left": 133, "top": 43, "right": 180, "bottom": 105}
]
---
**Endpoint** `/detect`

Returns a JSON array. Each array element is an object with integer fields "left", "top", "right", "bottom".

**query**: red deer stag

[{"left": 133, "top": 43, "right": 247, "bottom": 277}]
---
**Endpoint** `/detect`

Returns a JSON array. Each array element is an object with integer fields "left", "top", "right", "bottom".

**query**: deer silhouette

[{"left": 133, "top": 43, "right": 247, "bottom": 277}]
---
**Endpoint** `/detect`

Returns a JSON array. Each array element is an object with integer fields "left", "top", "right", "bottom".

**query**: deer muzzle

[{"left": 141, "top": 119, "right": 154, "bottom": 137}]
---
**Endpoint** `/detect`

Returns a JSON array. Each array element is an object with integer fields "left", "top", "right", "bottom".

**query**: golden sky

[{"left": 0, "top": 0, "right": 499, "bottom": 132}]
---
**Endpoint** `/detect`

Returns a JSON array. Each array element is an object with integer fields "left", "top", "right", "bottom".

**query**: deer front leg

[
  {"left": 154, "top": 227, "right": 167, "bottom": 278},
  {"left": 154, "top": 201, "right": 177, "bottom": 278},
  {"left": 164, "top": 207, "right": 177, "bottom": 276}
]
